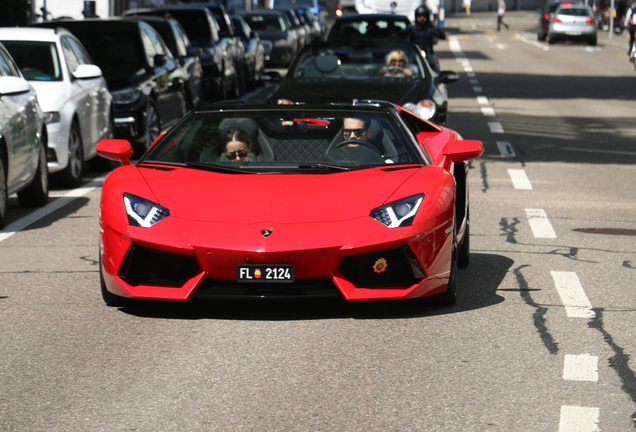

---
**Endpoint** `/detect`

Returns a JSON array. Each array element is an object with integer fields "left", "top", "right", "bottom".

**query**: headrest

[
  {"left": 369, "top": 119, "right": 382, "bottom": 142},
  {"left": 316, "top": 55, "right": 340, "bottom": 73},
  {"left": 219, "top": 118, "right": 258, "bottom": 143}
]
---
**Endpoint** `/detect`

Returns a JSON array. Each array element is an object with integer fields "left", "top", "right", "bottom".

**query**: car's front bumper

[{"left": 99, "top": 209, "right": 454, "bottom": 302}]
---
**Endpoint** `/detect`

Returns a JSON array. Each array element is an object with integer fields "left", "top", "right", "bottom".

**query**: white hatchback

[
  {"left": 0, "top": 27, "right": 112, "bottom": 187},
  {"left": 0, "top": 42, "right": 49, "bottom": 228}
]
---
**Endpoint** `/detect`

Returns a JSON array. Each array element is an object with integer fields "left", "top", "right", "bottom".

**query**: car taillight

[
  {"left": 586, "top": 18, "right": 594, "bottom": 25},
  {"left": 544, "top": 13, "right": 550, "bottom": 20},
  {"left": 553, "top": 17, "right": 562, "bottom": 23}
]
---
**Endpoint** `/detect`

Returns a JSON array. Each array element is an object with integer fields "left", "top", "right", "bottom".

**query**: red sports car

[{"left": 96, "top": 102, "right": 483, "bottom": 307}]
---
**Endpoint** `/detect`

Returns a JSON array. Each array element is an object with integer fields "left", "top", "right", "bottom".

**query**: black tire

[
  {"left": 143, "top": 101, "right": 161, "bottom": 150},
  {"left": 100, "top": 257, "right": 129, "bottom": 307},
  {"left": 0, "top": 150, "right": 7, "bottom": 229},
  {"left": 435, "top": 248, "right": 458, "bottom": 307},
  {"left": 588, "top": 37, "right": 597, "bottom": 46},
  {"left": 458, "top": 218, "right": 470, "bottom": 269},
  {"left": 57, "top": 121, "right": 84, "bottom": 188},
  {"left": 17, "top": 141, "right": 49, "bottom": 208},
  {"left": 548, "top": 34, "right": 557, "bottom": 44}
]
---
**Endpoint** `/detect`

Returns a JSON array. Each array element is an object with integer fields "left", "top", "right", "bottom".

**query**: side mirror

[
  {"left": 186, "top": 46, "right": 203, "bottom": 57},
  {"left": 96, "top": 139, "right": 133, "bottom": 166},
  {"left": 442, "top": 140, "right": 484, "bottom": 163},
  {"left": 72, "top": 64, "right": 102, "bottom": 80},
  {"left": 435, "top": 71, "right": 459, "bottom": 85},
  {"left": 153, "top": 54, "right": 168, "bottom": 67},
  {"left": 0, "top": 76, "right": 31, "bottom": 97},
  {"left": 262, "top": 70, "right": 282, "bottom": 83}
]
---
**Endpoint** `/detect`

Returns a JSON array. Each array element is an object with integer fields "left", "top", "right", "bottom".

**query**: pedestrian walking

[
  {"left": 497, "top": 0, "right": 509, "bottom": 31},
  {"left": 463, "top": 0, "right": 471, "bottom": 15}
]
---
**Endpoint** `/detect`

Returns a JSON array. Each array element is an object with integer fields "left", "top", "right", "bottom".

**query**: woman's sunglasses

[
  {"left": 227, "top": 150, "right": 249, "bottom": 159},
  {"left": 343, "top": 128, "right": 367, "bottom": 138}
]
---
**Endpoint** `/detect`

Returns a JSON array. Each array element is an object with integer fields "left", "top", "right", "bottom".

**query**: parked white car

[
  {"left": 0, "top": 43, "right": 49, "bottom": 228},
  {"left": 0, "top": 28, "right": 112, "bottom": 188}
]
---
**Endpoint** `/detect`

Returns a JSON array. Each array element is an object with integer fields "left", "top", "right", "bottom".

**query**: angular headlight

[
  {"left": 370, "top": 194, "right": 424, "bottom": 228},
  {"left": 124, "top": 193, "right": 169, "bottom": 227},
  {"left": 43, "top": 112, "right": 60, "bottom": 124},
  {"left": 403, "top": 100, "right": 436, "bottom": 120},
  {"left": 112, "top": 87, "right": 142, "bottom": 104}
]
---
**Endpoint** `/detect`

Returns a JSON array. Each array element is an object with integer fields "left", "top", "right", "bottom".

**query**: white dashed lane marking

[
  {"left": 551, "top": 271, "right": 595, "bottom": 318},
  {"left": 477, "top": 96, "right": 489, "bottom": 104},
  {"left": 525, "top": 208, "right": 557, "bottom": 238},
  {"left": 563, "top": 354, "right": 599, "bottom": 381},
  {"left": 496, "top": 141, "right": 516, "bottom": 157},
  {"left": 508, "top": 169, "right": 532, "bottom": 190},
  {"left": 488, "top": 122, "right": 504, "bottom": 133},
  {"left": 558, "top": 406, "right": 600, "bottom": 432},
  {"left": 481, "top": 107, "right": 496, "bottom": 116}
]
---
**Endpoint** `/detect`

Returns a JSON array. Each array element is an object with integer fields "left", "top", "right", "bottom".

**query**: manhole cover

[{"left": 573, "top": 228, "right": 636, "bottom": 236}]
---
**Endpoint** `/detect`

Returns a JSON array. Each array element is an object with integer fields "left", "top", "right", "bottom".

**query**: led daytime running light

[
  {"left": 123, "top": 193, "right": 169, "bottom": 227},
  {"left": 370, "top": 194, "right": 424, "bottom": 228}
]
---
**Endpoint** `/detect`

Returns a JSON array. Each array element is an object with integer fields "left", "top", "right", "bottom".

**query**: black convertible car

[{"left": 267, "top": 41, "right": 458, "bottom": 125}]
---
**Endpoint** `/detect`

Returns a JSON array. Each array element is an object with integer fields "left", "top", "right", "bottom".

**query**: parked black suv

[
  {"left": 125, "top": 16, "right": 204, "bottom": 111},
  {"left": 36, "top": 19, "right": 188, "bottom": 151},
  {"left": 124, "top": 5, "right": 240, "bottom": 101}
]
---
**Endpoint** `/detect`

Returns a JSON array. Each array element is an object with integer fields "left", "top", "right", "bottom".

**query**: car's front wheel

[
  {"left": 144, "top": 101, "right": 161, "bottom": 150},
  {"left": 17, "top": 141, "right": 49, "bottom": 208},
  {"left": 57, "top": 121, "right": 84, "bottom": 188},
  {"left": 0, "top": 151, "right": 7, "bottom": 229}
]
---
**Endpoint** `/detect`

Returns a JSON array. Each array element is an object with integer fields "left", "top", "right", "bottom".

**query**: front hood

[
  {"left": 274, "top": 79, "right": 430, "bottom": 105},
  {"left": 99, "top": 65, "right": 150, "bottom": 91},
  {"left": 137, "top": 166, "right": 422, "bottom": 224},
  {"left": 28, "top": 81, "right": 69, "bottom": 111}
]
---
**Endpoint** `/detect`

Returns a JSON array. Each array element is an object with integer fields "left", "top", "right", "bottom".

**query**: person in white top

[
  {"left": 497, "top": 0, "right": 509, "bottom": 31},
  {"left": 463, "top": 0, "right": 472, "bottom": 16},
  {"left": 626, "top": 0, "right": 636, "bottom": 57},
  {"left": 426, "top": 0, "right": 440, "bottom": 25}
]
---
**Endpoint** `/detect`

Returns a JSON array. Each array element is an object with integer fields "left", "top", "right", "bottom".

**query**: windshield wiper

[
  {"left": 297, "top": 163, "right": 353, "bottom": 171},
  {"left": 185, "top": 162, "right": 255, "bottom": 174}
]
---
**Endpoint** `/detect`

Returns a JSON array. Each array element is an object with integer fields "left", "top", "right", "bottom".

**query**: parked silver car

[
  {"left": 547, "top": 4, "right": 597, "bottom": 45},
  {"left": 0, "top": 43, "right": 49, "bottom": 228}
]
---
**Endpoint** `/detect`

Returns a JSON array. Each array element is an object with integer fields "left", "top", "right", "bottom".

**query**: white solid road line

[
  {"left": 525, "top": 208, "right": 557, "bottom": 238},
  {"left": 0, "top": 176, "right": 106, "bottom": 244},
  {"left": 563, "top": 354, "right": 599, "bottom": 381},
  {"left": 558, "top": 406, "right": 600, "bottom": 432},
  {"left": 551, "top": 271, "right": 596, "bottom": 318},
  {"left": 508, "top": 169, "right": 533, "bottom": 189}
]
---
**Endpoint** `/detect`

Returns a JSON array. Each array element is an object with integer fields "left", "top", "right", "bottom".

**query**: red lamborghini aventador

[{"left": 96, "top": 102, "right": 483, "bottom": 307}]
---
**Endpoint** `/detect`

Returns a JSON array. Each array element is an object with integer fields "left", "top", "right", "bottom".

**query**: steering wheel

[
  {"left": 385, "top": 65, "right": 405, "bottom": 77},
  {"left": 333, "top": 139, "right": 382, "bottom": 156}
]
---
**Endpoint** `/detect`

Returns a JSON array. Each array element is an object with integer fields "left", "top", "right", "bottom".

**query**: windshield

[
  {"left": 328, "top": 18, "right": 411, "bottom": 41},
  {"left": 557, "top": 6, "right": 593, "bottom": 16},
  {"left": 244, "top": 14, "right": 287, "bottom": 32},
  {"left": 274, "top": 0, "right": 315, "bottom": 8},
  {"left": 1, "top": 41, "right": 63, "bottom": 81},
  {"left": 289, "top": 46, "right": 426, "bottom": 80},
  {"left": 66, "top": 29, "right": 145, "bottom": 69},
  {"left": 141, "top": 109, "right": 426, "bottom": 171}
]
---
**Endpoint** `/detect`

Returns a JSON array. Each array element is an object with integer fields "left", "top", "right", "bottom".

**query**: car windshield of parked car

[
  {"left": 273, "top": 0, "right": 316, "bottom": 8},
  {"left": 328, "top": 19, "right": 410, "bottom": 41},
  {"left": 1, "top": 41, "right": 62, "bottom": 81},
  {"left": 64, "top": 29, "right": 146, "bottom": 70},
  {"left": 244, "top": 14, "right": 287, "bottom": 32},
  {"left": 290, "top": 46, "right": 425, "bottom": 80},
  {"left": 141, "top": 109, "right": 427, "bottom": 171},
  {"left": 165, "top": 10, "right": 216, "bottom": 43}
]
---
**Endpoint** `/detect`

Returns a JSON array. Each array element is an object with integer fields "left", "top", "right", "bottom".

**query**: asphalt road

[{"left": 1, "top": 11, "right": 635, "bottom": 431}]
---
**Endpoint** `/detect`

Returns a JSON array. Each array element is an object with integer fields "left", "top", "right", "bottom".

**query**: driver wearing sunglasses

[
  {"left": 342, "top": 117, "right": 372, "bottom": 145},
  {"left": 223, "top": 127, "right": 253, "bottom": 162}
]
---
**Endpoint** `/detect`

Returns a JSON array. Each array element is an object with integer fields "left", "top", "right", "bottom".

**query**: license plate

[{"left": 237, "top": 264, "right": 295, "bottom": 283}]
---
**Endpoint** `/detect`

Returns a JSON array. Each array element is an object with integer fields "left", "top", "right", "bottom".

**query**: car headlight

[
  {"left": 277, "top": 99, "right": 295, "bottom": 105},
  {"left": 123, "top": 193, "right": 169, "bottom": 227},
  {"left": 370, "top": 194, "right": 424, "bottom": 228},
  {"left": 112, "top": 87, "right": 142, "bottom": 104},
  {"left": 403, "top": 100, "right": 436, "bottom": 120},
  {"left": 273, "top": 39, "right": 288, "bottom": 47},
  {"left": 43, "top": 111, "right": 60, "bottom": 124}
]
